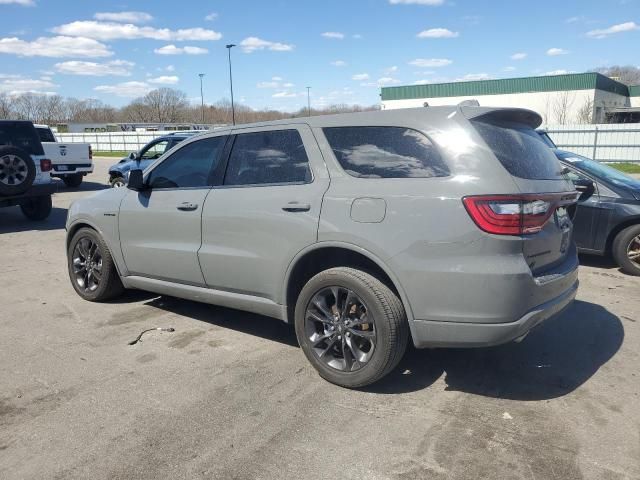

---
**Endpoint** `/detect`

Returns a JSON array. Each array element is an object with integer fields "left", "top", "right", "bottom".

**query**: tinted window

[
  {"left": 0, "top": 122, "right": 44, "bottom": 156},
  {"left": 147, "top": 136, "right": 225, "bottom": 189},
  {"left": 323, "top": 126, "right": 448, "bottom": 179},
  {"left": 224, "top": 130, "right": 311, "bottom": 186},
  {"left": 36, "top": 127, "right": 57, "bottom": 143},
  {"left": 471, "top": 120, "right": 562, "bottom": 180}
]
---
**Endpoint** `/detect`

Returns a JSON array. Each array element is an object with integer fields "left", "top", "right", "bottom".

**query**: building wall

[
  {"left": 382, "top": 89, "right": 630, "bottom": 124},
  {"left": 630, "top": 96, "right": 640, "bottom": 108}
]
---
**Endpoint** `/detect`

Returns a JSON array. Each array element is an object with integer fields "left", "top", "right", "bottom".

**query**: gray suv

[{"left": 66, "top": 107, "right": 579, "bottom": 387}]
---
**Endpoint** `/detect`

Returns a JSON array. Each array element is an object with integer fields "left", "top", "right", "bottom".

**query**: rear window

[
  {"left": 323, "top": 126, "right": 449, "bottom": 179},
  {"left": 36, "top": 127, "right": 57, "bottom": 143},
  {"left": 0, "top": 122, "right": 44, "bottom": 156},
  {"left": 471, "top": 120, "right": 561, "bottom": 180}
]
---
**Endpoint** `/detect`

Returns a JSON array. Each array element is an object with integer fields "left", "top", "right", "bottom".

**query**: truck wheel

[
  {"left": 20, "top": 195, "right": 52, "bottom": 221},
  {"left": 294, "top": 267, "right": 408, "bottom": 388},
  {"left": 110, "top": 176, "right": 126, "bottom": 188},
  {"left": 613, "top": 224, "right": 640, "bottom": 276},
  {"left": 67, "top": 227, "right": 124, "bottom": 301},
  {"left": 0, "top": 146, "right": 36, "bottom": 196},
  {"left": 62, "top": 174, "right": 83, "bottom": 188}
]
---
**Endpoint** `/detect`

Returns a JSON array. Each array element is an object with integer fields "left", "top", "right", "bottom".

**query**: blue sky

[{"left": 0, "top": 0, "right": 638, "bottom": 111}]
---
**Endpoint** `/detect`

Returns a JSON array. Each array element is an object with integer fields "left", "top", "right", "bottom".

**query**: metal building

[{"left": 381, "top": 73, "right": 640, "bottom": 124}]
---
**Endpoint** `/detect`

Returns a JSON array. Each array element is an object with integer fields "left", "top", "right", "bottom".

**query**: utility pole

[
  {"left": 198, "top": 73, "right": 205, "bottom": 123},
  {"left": 226, "top": 44, "right": 236, "bottom": 125},
  {"left": 306, "top": 86, "right": 311, "bottom": 117}
]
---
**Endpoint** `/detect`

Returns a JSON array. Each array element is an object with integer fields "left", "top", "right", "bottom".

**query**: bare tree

[
  {"left": 135, "top": 88, "right": 189, "bottom": 123},
  {"left": 0, "top": 93, "right": 13, "bottom": 119},
  {"left": 552, "top": 91, "right": 575, "bottom": 125},
  {"left": 593, "top": 65, "right": 640, "bottom": 85},
  {"left": 576, "top": 98, "right": 594, "bottom": 124}
]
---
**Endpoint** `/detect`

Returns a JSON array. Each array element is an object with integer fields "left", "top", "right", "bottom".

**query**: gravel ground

[{"left": 1, "top": 158, "right": 639, "bottom": 480}]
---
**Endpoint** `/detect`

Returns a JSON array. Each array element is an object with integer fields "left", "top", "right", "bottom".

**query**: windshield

[{"left": 559, "top": 152, "right": 640, "bottom": 190}]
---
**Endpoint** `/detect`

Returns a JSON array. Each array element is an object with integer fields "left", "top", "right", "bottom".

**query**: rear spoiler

[{"left": 460, "top": 107, "right": 542, "bottom": 129}]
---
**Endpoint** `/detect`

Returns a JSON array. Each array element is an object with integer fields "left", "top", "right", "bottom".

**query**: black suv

[{"left": 0, "top": 121, "right": 55, "bottom": 220}]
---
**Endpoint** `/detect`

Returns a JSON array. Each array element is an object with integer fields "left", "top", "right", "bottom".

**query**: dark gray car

[{"left": 66, "top": 107, "right": 579, "bottom": 387}]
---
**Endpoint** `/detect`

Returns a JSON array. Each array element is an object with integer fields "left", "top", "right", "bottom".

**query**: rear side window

[
  {"left": 36, "top": 127, "right": 57, "bottom": 143},
  {"left": 323, "top": 126, "right": 449, "bottom": 179},
  {"left": 471, "top": 120, "right": 561, "bottom": 180},
  {"left": 0, "top": 122, "right": 44, "bottom": 156},
  {"left": 224, "top": 129, "right": 311, "bottom": 186}
]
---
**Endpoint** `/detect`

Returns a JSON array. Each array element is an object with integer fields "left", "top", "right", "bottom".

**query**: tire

[
  {"left": 62, "top": 173, "right": 83, "bottom": 188},
  {"left": 110, "top": 176, "right": 126, "bottom": 188},
  {"left": 294, "top": 267, "right": 408, "bottom": 388},
  {"left": 0, "top": 146, "right": 36, "bottom": 196},
  {"left": 67, "top": 227, "right": 124, "bottom": 301},
  {"left": 612, "top": 224, "right": 640, "bottom": 276},
  {"left": 20, "top": 195, "right": 52, "bottom": 221}
]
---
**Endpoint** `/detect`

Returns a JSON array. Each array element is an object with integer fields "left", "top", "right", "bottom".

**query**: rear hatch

[{"left": 464, "top": 108, "right": 578, "bottom": 274}]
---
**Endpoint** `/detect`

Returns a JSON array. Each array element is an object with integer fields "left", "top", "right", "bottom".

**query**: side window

[
  {"left": 141, "top": 140, "right": 170, "bottom": 160},
  {"left": 224, "top": 129, "right": 312, "bottom": 186},
  {"left": 147, "top": 136, "right": 225, "bottom": 189},
  {"left": 323, "top": 126, "right": 449, "bottom": 179}
]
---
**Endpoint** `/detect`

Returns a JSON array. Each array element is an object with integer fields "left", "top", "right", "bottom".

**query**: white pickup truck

[{"left": 34, "top": 125, "right": 93, "bottom": 188}]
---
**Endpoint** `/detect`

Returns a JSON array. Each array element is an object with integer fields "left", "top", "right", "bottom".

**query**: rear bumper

[
  {"left": 411, "top": 279, "right": 578, "bottom": 348},
  {"left": 52, "top": 164, "right": 93, "bottom": 176}
]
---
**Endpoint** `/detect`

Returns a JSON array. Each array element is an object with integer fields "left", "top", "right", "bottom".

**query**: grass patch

[
  {"left": 93, "top": 151, "right": 129, "bottom": 158},
  {"left": 606, "top": 162, "right": 640, "bottom": 174}
]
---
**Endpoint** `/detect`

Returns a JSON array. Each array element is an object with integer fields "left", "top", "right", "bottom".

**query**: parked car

[
  {"left": 108, "top": 132, "right": 199, "bottom": 188},
  {"left": 34, "top": 124, "right": 93, "bottom": 188},
  {"left": 66, "top": 107, "right": 579, "bottom": 387},
  {"left": 0, "top": 120, "right": 55, "bottom": 220}
]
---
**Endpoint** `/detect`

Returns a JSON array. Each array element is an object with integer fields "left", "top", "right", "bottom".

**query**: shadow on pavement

[
  {"left": 0, "top": 206, "right": 67, "bottom": 233},
  {"left": 367, "top": 300, "right": 624, "bottom": 399},
  {"left": 53, "top": 179, "right": 107, "bottom": 192},
  {"left": 578, "top": 253, "right": 618, "bottom": 270}
]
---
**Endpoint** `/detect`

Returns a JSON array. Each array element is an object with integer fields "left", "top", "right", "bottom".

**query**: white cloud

[
  {"left": 408, "top": 58, "right": 452, "bottom": 68},
  {"left": 0, "top": 36, "right": 112, "bottom": 57},
  {"left": 389, "top": 0, "right": 444, "bottom": 5},
  {"left": 511, "top": 52, "right": 527, "bottom": 60},
  {"left": 148, "top": 75, "right": 179, "bottom": 85},
  {"left": 0, "top": 75, "right": 57, "bottom": 95},
  {"left": 283, "top": 82, "right": 295, "bottom": 88},
  {"left": 362, "top": 77, "right": 401, "bottom": 87},
  {"left": 205, "top": 12, "right": 218, "bottom": 21},
  {"left": 257, "top": 81, "right": 280, "bottom": 88},
  {"left": 331, "top": 60, "right": 347, "bottom": 67},
  {"left": 0, "top": 0, "right": 34, "bottom": 5},
  {"left": 352, "top": 34, "right": 362, "bottom": 39},
  {"left": 352, "top": 73, "right": 370, "bottom": 81},
  {"left": 52, "top": 21, "right": 222, "bottom": 41},
  {"left": 54, "top": 59, "right": 134, "bottom": 76},
  {"left": 417, "top": 28, "right": 459, "bottom": 38},
  {"left": 586, "top": 22, "right": 639, "bottom": 39},
  {"left": 94, "top": 81, "right": 152, "bottom": 98},
  {"left": 547, "top": 47, "right": 569, "bottom": 56},
  {"left": 154, "top": 44, "right": 208, "bottom": 55},
  {"left": 273, "top": 91, "right": 299, "bottom": 98},
  {"left": 545, "top": 69, "right": 572, "bottom": 76},
  {"left": 166, "top": 65, "right": 175, "bottom": 72},
  {"left": 503, "top": 66, "right": 516, "bottom": 72},
  {"left": 94, "top": 12, "right": 153, "bottom": 24},
  {"left": 321, "top": 32, "right": 345, "bottom": 39},
  {"left": 456, "top": 73, "right": 492, "bottom": 81},
  {"left": 384, "top": 66, "right": 398, "bottom": 74},
  {"left": 413, "top": 79, "right": 431, "bottom": 85},
  {"left": 239, "top": 37, "right": 294, "bottom": 53}
]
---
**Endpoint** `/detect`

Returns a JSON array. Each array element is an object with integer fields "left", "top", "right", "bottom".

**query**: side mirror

[
  {"left": 129, "top": 151, "right": 138, "bottom": 161},
  {"left": 574, "top": 178, "right": 594, "bottom": 193},
  {"left": 127, "top": 169, "right": 146, "bottom": 191}
]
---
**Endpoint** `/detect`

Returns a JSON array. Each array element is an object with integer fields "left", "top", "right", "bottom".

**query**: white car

[{"left": 35, "top": 125, "right": 93, "bottom": 188}]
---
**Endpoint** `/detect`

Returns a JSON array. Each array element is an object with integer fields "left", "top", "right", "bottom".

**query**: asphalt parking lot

[{"left": 1, "top": 158, "right": 639, "bottom": 480}]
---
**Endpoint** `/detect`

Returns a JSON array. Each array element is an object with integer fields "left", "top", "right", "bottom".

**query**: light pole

[
  {"left": 226, "top": 44, "right": 236, "bottom": 125},
  {"left": 306, "top": 86, "right": 311, "bottom": 117},
  {"left": 198, "top": 73, "right": 205, "bottom": 123}
]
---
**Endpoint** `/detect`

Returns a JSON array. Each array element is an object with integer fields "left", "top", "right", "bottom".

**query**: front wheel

[
  {"left": 20, "top": 195, "right": 52, "bottom": 221},
  {"left": 67, "top": 227, "right": 124, "bottom": 301},
  {"left": 110, "top": 176, "right": 126, "bottom": 188},
  {"left": 62, "top": 174, "right": 83, "bottom": 188},
  {"left": 294, "top": 267, "right": 408, "bottom": 388},
  {"left": 613, "top": 224, "right": 640, "bottom": 276}
]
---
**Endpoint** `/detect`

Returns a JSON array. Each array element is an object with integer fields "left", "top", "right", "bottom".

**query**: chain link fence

[{"left": 544, "top": 124, "right": 640, "bottom": 163}]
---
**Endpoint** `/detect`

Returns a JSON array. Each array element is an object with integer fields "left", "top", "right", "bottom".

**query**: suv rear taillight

[
  {"left": 89, "top": 145, "right": 93, "bottom": 160},
  {"left": 40, "top": 158, "right": 52, "bottom": 172},
  {"left": 463, "top": 193, "right": 578, "bottom": 235}
]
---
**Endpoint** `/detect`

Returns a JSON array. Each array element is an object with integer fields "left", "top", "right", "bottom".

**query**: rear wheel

[
  {"left": 67, "top": 227, "right": 124, "bottom": 301},
  {"left": 294, "top": 267, "right": 408, "bottom": 388},
  {"left": 613, "top": 224, "right": 640, "bottom": 276},
  {"left": 20, "top": 195, "right": 52, "bottom": 221},
  {"left": 62, "top": 173, "right": 83, "bottom": 188}
]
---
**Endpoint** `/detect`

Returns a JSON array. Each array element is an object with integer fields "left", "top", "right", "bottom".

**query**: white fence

[
  {"left": 55, "top": 131, "right": 202, "bottom": 153},
  {"left": 544, "top": 124, "right": 640, "bottom": 163}
]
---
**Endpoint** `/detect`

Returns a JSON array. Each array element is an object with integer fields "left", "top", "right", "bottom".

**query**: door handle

[
  {"left": 177, "top": 202, "right": 198, "bottom": 211},
  {"left": 282, "top": 202, "right": 311, "bottom": 212}
]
